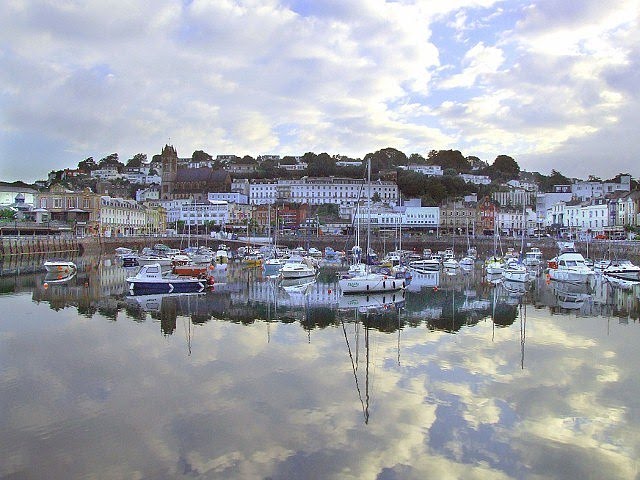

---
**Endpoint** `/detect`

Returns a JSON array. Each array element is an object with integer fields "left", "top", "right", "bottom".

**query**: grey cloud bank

[{"left": 1, "top": 0, "right": 638, "bottom": 182}]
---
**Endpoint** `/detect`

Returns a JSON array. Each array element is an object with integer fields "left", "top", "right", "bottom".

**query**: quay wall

[
  {"left": 2, "top": 234, "right": 639, "bottom": 265},
  {"left": 0, "top": 236, "right": 79, "bottom": 257}
]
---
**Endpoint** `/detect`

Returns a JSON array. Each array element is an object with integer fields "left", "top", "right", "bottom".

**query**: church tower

[{"left": 160, "top": 144, "right": 178, "bottom": 199}]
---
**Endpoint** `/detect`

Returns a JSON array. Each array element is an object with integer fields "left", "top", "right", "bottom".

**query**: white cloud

[{"left": 0, "top": 0, "right": 639, "bottom": 180}]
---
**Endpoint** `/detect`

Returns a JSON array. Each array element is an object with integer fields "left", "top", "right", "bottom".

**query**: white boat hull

[
  {"left": 280, "top": 268, "right": 316, "bottom": 279},
  {"left": 548, "top": 269, "right": 593, "bottom": 283},
  {"left": 137, "top": 256, "right": 173, "bottom": 266},
  {"left": 339, "top": 273, "right": 405, "bottom": 294},
  {"left": 502, "top": 269, "right": 528, "bottom": 283}
]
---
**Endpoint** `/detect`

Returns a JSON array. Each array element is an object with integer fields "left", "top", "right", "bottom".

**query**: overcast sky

[{"left": 1, "top": 0, "right": 638, "bottom": 183}]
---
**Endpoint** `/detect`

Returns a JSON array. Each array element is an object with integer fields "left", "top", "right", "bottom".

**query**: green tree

[
  {"left": 192, "top": 150, "right": 213, "bottom": 163},
  {"left": 427, "top": 150, "right": 472, "bottom": 173},
  {"left": 305, "top": 152, "right": 336, "bottom": 177},
  {"left": 491, "top": 154, "right": 520, "bottom": 180},
  {"left": 408, "top": 153, "right": 427, "bottom": 165},
  {"left": 126, "top": 153, "right": 147, "bottom": 168},
  {"left": 364, "top": 148, "right": 408, "bottom": 173},
  {"left": 99, "top": 153, "right": 124, "bottom": 172},
  {"left": 317, "top": 203, "right": 339, "bottom": 220},
  {"left": 0, "top": 208, "right": 16, "bottom": 219},
  {"left": 371, "top": 192, "right": 382, "bottom": 203},
  {"left": 78, "top": 157, "right": 97, "bottom": 172}
]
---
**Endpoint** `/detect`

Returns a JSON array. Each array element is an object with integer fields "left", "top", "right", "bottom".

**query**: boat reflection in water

[
  {"left": 125, "top": 292, "right": 207, "bottom": 313},
  {"left": 338, "top": 290, "right": 406, "bottom": 424},
  {"left": 10, "top": 256, "right": 640, "bottom": 330},
  {"left": 43, "top": 270, "right": 77, "bottom": 285},
  {"left": 549, "top": 279, "right": 594, "bottom": 312}
]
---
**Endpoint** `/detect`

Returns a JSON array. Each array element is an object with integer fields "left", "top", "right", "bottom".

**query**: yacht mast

[{"left": 366, "top": 158, "right": 371, "bottom": 271}]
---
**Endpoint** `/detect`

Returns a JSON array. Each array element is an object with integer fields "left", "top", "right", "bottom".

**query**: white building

[
  {"left": 572, "top": 175, "right": 631, "bottom": 201},
  {"left": 249, "top": 177, "right": 399, "bottom": 207},
  {"left": 492, "top": 188, "right": 536, "bottom": 208},
  {"left": 351, "top": 205, "right": 440, "bottom": 230},
  {"left": 459, "top": 174, "right": 491, "bottom": 185},
  {"left": 176, "top": 201, "right": 228, "bottom": 227},
  {"left": 496, "top": 208, "right": 534, "bottom": 236},
  {"left": 404, "top": 165, "right": 443, "bottom": 176},
  {"left": 336, "top": 161, "right": 363, "bottom": 167},
  {"left": 536, "top": 191, "right": 574, "bottom": 227},
  {"left": 124, "top": 172, "right": 162, "bottom": 185},
  {"left": 0, "top": 183, "right": 37, "bottom": 207},
  {"left": 136, "top": 185, "right": 160, "bottom": 202},
  {"left": 208, "top": 192, "right": 248, "bottom": 205},
  {"left": 581, "top": 198, "right": 609, "bottom": 233},
  {"left": 548, "top": 198, "right": 609, "bottom": 235},
  {"left": 99, "top": 196, "right": 146, "bottom": 236},
  {"left": 91, "top": 166, "right": 121, "bottom": 180}
]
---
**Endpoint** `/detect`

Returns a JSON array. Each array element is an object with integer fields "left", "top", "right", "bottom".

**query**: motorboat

[
  {"left": 263, "top": 257, "right": 287, "bottom": 276},
  {"left": 280, "top": 256, "right": 317, "bottom": 279},
  {"left": 126, "top": 263, "right": 209, "bottom": 293},
  {"left": 44, "top": 260, "right": 76, "bottom": 273},
  {"left": 323, "top": 247, "right": 343, "bottom": 264},
  {"left": 215, "top": 245, "right": 229, "bottom": 269},
  {"left": 523, "top": 247, "right": 543, "bottom": 267},
  {"left": 409, "top": 258, "right": 440, "bottom": 271},
  {"left": 339, "top": 271, "right": 405, "bottom": 294},
  {"left": 172, "top": 262, "right": 214, "bottom": 278},
  {"left": 185, "top": 246, "right": 214, "bottom": 264},
  {"left": 137, "top": 253, "right": 174, "bottom": 267},
  {"left": 502, "top": 259, "right": 528, "bottom": 283},
  {"left": 547, "top": 242, "right": 594, "bottom": 283},
  {"left": 593, "top": 259, "right": 610, "bottom": 272},
  {"left": 602, "top": 259, "right": 640, "bottom": 281},
  {"left": 485, "top": 256, "right": 504, "bottom": 275},
  {"left": 115, "top": 247, "right": 137, "bottom": 257}
]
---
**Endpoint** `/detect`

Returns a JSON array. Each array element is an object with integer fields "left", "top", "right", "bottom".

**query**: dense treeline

[{"left": 41, "top": 146, "right": 633, "bottom": 205}]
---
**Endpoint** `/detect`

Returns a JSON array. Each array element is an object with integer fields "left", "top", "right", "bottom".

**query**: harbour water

[{"left": 1, "top": 256, "right": 639, "bottom": 479}]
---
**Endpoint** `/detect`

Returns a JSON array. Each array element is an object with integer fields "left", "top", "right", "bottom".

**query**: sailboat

[
  {"left": 339, "top": 160, "right": 405, "bottom": 294},
  {"left": 485, "top": 219, "right": 504, "bottom": 275},
  {"left": 501, "top": 202, "right": 528, "bottom": 283},
  {"left": 263, "top": 207, "right": 287, "bottom": 275}
]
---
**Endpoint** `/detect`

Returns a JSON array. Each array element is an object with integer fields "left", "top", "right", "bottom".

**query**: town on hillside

[{"left": 0, "top": 146, "right": 638, "bottom": 241}]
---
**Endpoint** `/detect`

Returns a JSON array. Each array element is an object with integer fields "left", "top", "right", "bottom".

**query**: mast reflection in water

[{"left": 1, "top": 255, "right": 640, "bottom": 479}]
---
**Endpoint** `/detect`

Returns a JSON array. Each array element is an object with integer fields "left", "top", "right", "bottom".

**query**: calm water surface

[{"left": 1, "top": 256, "right": 639, "bottom": 479}]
